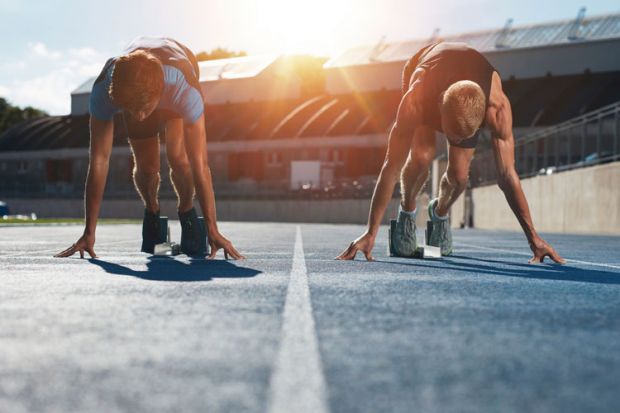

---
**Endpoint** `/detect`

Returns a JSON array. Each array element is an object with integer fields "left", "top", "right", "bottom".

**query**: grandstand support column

[
  {"left": 597, "top": 114, "right": 603, "bottom": 157},
  {"left": 431, "top": 156, "right": 447, "bottom": 199},
  {"left": 543, "top": 137, "right": 549, "bottom": 171},
  {"left": 615, "top": 110, "right": 619, "bottom": 157},
  {"left": 567, "top": 129, "right": 572, "bottom": 165},
  {"left": 581, "top": 123, "right": 587, "bottom": 162},
  {"left": 431, "top": 159, "right": 440, "bottom": 198}
]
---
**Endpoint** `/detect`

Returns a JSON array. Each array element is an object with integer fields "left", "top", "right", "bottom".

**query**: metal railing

[{"left": 471, "top": 101, "right": 620, "bottom": 186}]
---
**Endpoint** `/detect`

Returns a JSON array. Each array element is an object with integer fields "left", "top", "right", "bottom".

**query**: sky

[{"left": 0, "top": 0, "right": 618, "bottom": 115}]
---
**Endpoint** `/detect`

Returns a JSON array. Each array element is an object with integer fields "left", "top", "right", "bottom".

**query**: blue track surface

[{"left": 0, "top": 223, "right": 619, "bottom": 413}]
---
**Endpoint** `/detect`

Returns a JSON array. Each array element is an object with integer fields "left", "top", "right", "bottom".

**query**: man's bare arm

[
  {"left": 55, "top": 117, "right": 114, "bottom": 258},
  {"left": 336, "top": 88, "right": 419, "bottom": 260},
  {"left": 487, "top": 74, "right": 564, "bottom": 264},
  {"left": 183, "top": 114, "right": 244, "bottom": 260}
]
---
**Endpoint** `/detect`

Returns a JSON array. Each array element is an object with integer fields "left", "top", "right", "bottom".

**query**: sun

[{"left": 256, "top": 0, "right": 352, "bottom": 55}]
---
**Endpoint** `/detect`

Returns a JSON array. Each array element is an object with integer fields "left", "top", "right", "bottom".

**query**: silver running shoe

[
  {"left": 427, "top": 198, "right": 453, "bottom": 256},
  {"left": 389, "top": 210, "right": 418, "bottom": 257}
]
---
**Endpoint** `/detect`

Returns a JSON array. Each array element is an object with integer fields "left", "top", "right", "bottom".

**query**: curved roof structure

[
  {"left": 0, "top": 115, "right": 128, "bottom": 152},
  {"left": 3, "top": 68, "right": 620, "bottom": 152}
]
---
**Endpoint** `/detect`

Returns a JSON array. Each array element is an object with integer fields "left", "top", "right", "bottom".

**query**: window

[
  {"left": 267, "top": 152, "right": 281, "bottom": 166},
  {"left": 46, "top": 159, "right": 73, "bottom": 183},
  {"left": 16, "top": 160, "right": 29, "bottom": 174}
]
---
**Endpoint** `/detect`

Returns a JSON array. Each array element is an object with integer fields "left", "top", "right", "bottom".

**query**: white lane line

[
  {"left": 458, "top": 243, "right": 620, "bottom": 270},
  {"left": 267, "top": 225, "right": 329, "bottom": 413}
]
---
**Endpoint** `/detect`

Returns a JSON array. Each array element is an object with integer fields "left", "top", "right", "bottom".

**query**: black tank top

[{"left": 409, "top": 42, "right": 496, "bottom": 132}]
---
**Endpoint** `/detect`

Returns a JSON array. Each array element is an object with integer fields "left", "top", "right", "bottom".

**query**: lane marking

[
  {"left": 267, "top": 225, "right": 329, "bottom": 413},
  {"left": 458, "top": 243, "right": 620, "bottom": 270}
]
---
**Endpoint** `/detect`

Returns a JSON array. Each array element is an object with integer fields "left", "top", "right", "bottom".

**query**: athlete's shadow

[
  {"left": 379, "top": 254, "right": 620, "bottom": 286},
  {"left": 89, "top": 256, "right": 261, "bottom": 282}
]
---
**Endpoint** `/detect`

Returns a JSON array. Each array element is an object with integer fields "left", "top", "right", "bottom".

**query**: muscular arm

[
  {"left": 486, "top": 73, "right": 564, "bottom": 263},
  {"left": 488, "top": 93, "right": 538, "bottom": 240},
  {"left": 183, "top": 115, "right": 218, "bottom": 233},
  {"left": 183, "top": 114, "right": 244, "bottom": 259},
  {"left": 336, "top": 88, "right": 420, "bottom": 260},
  {"left": 367, "top": 92, "right": 418, "bottom": 236},
  {"left": 55, "top": 117, "right": 113, "bottom": 258},
  {"left": 84, "top": 117, "right": 114, "bottom": 235}
]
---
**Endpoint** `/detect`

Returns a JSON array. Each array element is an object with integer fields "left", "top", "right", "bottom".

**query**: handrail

[{"left": 516, "top": 101, "right": 620, "bottom": 146}]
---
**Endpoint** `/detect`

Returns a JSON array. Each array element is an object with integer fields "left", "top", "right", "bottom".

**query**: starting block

[
  {"left": 388, "top": 219, "right": 441, "bottom": 259},
  {"left": 154, "top": 220, "right": 181, "bottom": 256}
]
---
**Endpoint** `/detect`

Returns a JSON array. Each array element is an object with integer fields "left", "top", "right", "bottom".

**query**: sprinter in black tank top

[{"left": 337, "top": 42, "right": 564, "bottom": 265}]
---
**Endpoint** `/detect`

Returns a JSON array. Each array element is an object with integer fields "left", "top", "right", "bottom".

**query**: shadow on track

[
  {"left": 88, "top": 257, "right": 261, "bottom": 282},
  {"left": 374, "top": 255, "right": 620, "bottom": 286}
]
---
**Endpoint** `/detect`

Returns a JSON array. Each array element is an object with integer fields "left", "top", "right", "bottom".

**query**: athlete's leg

[
  {"left": 434, "top": 145, "right": 475, "bottom": 217},
  {"left": 164, "top": 118, "right": 194, "bottom": 213},
  {"left": 400, "top": 125, "right": 436, "bottom": 212},
  {"left": 129, "top": 136, "right": 161, "bottom": 213}
]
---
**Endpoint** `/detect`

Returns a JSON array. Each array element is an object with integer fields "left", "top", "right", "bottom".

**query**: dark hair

[{"left": 109, "top": 50, "right": 164, "bottom": 112}]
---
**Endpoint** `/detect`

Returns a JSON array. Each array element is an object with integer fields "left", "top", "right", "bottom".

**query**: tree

[
  {"left": 195, "top": 47, "right": 247, "bottom": 62},
  {"left": 0, "top": 97, "right": 48, "bottom": 134}
]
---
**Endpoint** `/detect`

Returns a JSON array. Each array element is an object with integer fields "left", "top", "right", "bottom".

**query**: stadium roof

[
  {"left": 325, "top": 12, "right": 620, "bottom": 68},
  {"left": 198, "top": 54, "right": 279, "bottom": 82},
  {"left": 72, "top": 77, "right": 96, "bottom": 95},
  {"left": 71, "top": 54, "right": 280, "bottom": 95}
]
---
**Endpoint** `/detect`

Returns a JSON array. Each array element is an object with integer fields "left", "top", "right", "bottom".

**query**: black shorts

[{"left": 121, "top": 109, "right": 180, "bottom": 140}]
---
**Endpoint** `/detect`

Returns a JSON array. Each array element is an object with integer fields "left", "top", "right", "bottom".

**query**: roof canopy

[
  {"left": 198, "top": 54, "right": 280, "bottom": 82},
  {"left": 325, "top": 12, "right": 620, "bottom": 68}
]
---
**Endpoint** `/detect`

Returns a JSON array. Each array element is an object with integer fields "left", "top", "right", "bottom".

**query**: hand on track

[
  {"left": 55, "top": 233, "right": 97, "bottom": 259},
  {"left": 336, "top": 232, "right": 375, "bottom": 261},
  {"left": 529, "top": 237, "right": 565, "bottom": 264},
  {"left": 208, "top": 232, "right": 245, "bottom": 260}
]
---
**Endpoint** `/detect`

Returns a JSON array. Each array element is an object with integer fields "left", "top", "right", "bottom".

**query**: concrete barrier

[
  {"left": 471, "top": 161, "right": 620, "bottom": 234},
  {"left": 6, "top": 161, "right": 617, "bottom": 235},
  {"left": 3, "top": 193, "right": 431, "bottom": 227}
]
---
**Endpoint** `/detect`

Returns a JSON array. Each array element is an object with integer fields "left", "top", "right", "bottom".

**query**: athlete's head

[
  {"left": 109, "top": 50, "right": 164, "bottom": 121},
  {"left": 440, "top": 80, "right": 486, "bottom": 144}
]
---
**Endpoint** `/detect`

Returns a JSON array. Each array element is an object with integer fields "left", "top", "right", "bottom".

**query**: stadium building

[{"left": 1, "top": 11, "right": 619, "bottom": 230}]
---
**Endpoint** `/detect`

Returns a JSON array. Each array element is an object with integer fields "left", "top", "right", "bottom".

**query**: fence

[{"left": 471, "top": 101, "right": 620, "bottom": 186}]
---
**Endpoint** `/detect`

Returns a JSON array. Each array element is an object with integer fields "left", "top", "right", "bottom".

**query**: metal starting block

[
  {"left": 388, "top": 219, "right": 442, "bottom": 259},
  {"left": 154, "top": 223, "right": 181, "bottom": 256}
]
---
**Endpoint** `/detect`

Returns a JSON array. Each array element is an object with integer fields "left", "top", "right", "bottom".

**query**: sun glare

[{"left": 256, "top": 0, "right": 352, "bottom": 55}]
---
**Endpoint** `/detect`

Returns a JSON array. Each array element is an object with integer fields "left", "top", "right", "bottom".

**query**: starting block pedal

[
  {"left": 154, "top": 220, "right": 181, "bottom": 256},
  {"left": 415, "top": 244, "right": 441, "bottom": 259}
]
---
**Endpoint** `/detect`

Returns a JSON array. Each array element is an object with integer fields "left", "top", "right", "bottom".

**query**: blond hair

[{"left": 440, "top": 80, "right": 486, "bottom": 138}]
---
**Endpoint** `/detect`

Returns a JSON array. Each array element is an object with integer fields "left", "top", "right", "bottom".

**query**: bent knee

[
  {"left": 134, "top": 164, "right": 160, "bottom": 176},
  {"left": 169, "top": 160, "right": 192, "bottom": 176},
  {"left": 408, "top": 151, "right": 434, "bottom": 168},
  {"left": 446, "top": 169, "right": 469, "bottom": 189}
]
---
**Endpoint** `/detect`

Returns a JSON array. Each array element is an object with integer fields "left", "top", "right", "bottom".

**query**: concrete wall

[
  {"left": 471, "top": 161, "right": 620, "bottom": 235},
  {"left": 6, "top": 162, "right": 618, "bottom": 234},
  {"left": 4, "top": 194, "right": 431, "bottom": 227}
]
